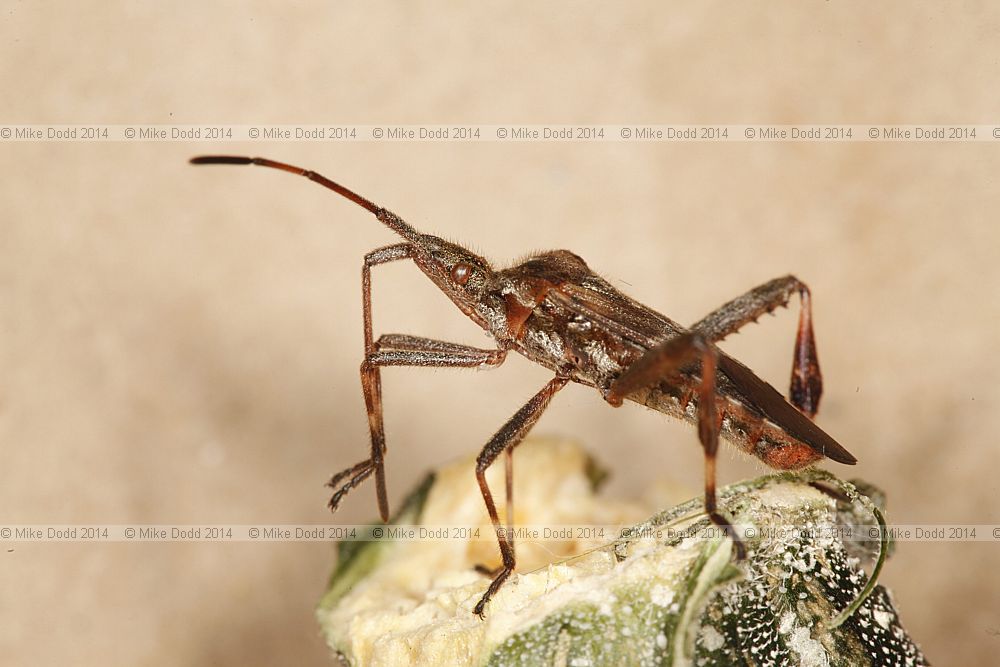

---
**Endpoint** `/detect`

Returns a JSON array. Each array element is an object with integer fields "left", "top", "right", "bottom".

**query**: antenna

[{"left": 190, "top": 156, "right": 422, "bottom": 243}]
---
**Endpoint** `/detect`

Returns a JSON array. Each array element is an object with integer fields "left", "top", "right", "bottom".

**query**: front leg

[
  {"left": 690, "top": 275, "right": 822, "bottom": 418},
  {"left": 326, "top": 334, "right": 507, "bottom": 518},
  {"left": 329, "top": 243, "right": 507, "bottom": 522}
]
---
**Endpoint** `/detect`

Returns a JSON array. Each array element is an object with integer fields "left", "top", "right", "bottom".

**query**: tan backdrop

[{"left": 3, "top": 2, "right": 999, "bottom": 665}]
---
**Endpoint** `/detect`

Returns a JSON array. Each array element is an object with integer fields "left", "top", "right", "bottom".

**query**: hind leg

[{"left": 690, "top": 275, "right": 822, "bottom": 418}]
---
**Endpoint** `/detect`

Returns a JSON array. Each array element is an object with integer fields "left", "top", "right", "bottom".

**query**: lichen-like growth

[{"left": 316, "top": 439, "right": 929, "bottom": 666}]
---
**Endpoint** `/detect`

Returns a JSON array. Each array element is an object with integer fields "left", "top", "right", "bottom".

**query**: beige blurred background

[{"left": 3, "top": 2, "right": 1000, "bottom": 665}]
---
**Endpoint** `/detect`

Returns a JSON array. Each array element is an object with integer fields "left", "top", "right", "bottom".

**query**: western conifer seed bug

[{"left": 190, "top": 155, "right": 858, "bottom": 618}]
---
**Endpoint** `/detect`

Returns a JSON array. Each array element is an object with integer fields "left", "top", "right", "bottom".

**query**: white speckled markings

[{"left": 316, "top": 439, "right": 930, "bottom": 666}]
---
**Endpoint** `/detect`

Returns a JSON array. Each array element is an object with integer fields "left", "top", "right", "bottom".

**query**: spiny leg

[
  {"left": 690, "top": 275, "right": 822, "bottom": 418},
  {"left": 327, "top": 244, "right": 508, "bottom": 520},
  {"left": 473, "top": 376, "right": 569, "bottom": 618},
  {"left": 606, "top": 333, "right": 746, "bottom": 560}
]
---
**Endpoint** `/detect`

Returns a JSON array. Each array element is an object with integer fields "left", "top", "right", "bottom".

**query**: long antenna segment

[{"left": 189, "top": 155, "right": 422, "bottom": 243}]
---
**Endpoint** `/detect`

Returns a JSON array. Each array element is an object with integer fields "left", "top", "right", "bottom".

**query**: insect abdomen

[{"left": 635, "top": 385, "right": 823, "bottom": 471}]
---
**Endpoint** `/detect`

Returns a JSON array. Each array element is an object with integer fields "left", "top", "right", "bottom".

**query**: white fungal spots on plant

[
  {"left": 700, "top": 626, "right": 725, "bottom": 651},
  {"left": 649, "top": 584, "right": 674, "bottom": 608},
  {"left": 787, "top": 626, "right": 829, "bottom": 667},
  {"left": 778, "top": 611, "right": 796, "bottom": 634},
  {"left": 322, "top": 464, "right": 929, "bottom": 666}
]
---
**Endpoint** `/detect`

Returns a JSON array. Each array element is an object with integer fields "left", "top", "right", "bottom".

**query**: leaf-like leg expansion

[
  {"left": 607, "top": 333, "right": 746, "bottom": 560},
  {"left": 473, "top": 376, "right": 569, "bottom": 618},
  {"left": 690, "top": 275, "right": 822, "bottom": 418}
]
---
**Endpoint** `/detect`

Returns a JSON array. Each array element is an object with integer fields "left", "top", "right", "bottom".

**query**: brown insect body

[
  {"left": 189, "top": 156, "right": 857, "bottom": 619},
  {"left": 487, "top": 249, "right": 854, "bottom": 470}
]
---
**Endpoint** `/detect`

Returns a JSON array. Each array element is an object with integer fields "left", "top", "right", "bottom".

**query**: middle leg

[
  {"left": 606, "top": 333, "right": 746, "bottom": 560},
  {"left": 327, "top": 334, "right": 507, "bottom": 519},
  {"left": 472, "top": 375, "right": 569, "bottom": 618}
]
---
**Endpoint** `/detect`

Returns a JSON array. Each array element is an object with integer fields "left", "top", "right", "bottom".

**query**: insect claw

[
  {"left": 326, "top": 460, "right": 376, "bottom": 513},
  {"left": 327, "top": 486, "right": 354, "bottom": 513},
  {"left": 473, "top": 591, "right": 493, "bottom": 618},
  {"left": 327, "top": 485, "right": 350, "bottom": 512},
  {"left": 326, "top": 459, "right": 374, "bottom": 489}
]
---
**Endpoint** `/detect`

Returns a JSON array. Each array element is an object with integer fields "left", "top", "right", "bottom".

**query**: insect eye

[{"left": 451, "top": 262, "right": 473, "bottom": 286}]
